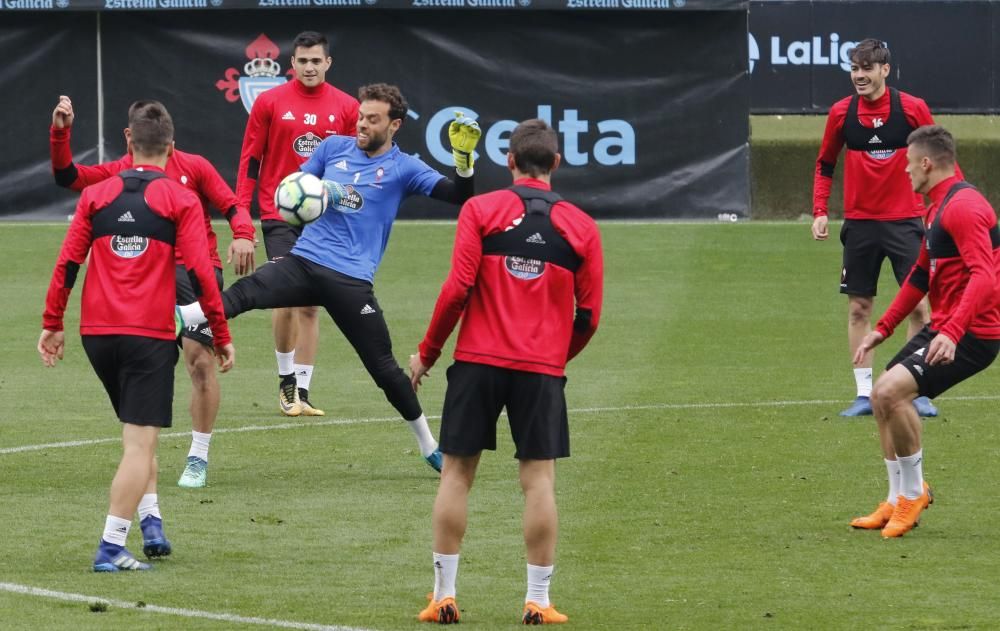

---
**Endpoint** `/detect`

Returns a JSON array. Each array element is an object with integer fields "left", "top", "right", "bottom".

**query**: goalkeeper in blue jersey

[{"left": 179, "top": 83, "right": 480, "bottom": 473}]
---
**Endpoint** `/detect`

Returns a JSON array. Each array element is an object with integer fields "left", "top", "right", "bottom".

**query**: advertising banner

[
  {"left": 5, "top": 9, "right": 749, "bottom": 219},
  {"left": 749, "top": 0, "right": 998, "bottom": 113},
  {"left": 0, "top": 0, "right": 745, "bottom": 10}
]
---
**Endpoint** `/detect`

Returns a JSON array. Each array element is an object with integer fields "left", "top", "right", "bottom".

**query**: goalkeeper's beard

[{"left": 356, "top": 129, "right": 389, "bottom": 154}]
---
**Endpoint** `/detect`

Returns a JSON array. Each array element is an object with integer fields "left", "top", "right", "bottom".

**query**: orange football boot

[
  {"left": 522, "top": 601, "right": 568, "bottom": 625},
  {"left": 882, "top": 483, "right": 933, "bottom": 538},
  {"left": 851, "top": 481, "right": 933, "bottom": 529},
  {"left": 850, "top": 501, "right": 894, "bottom": 529},
  {"left": 418, "top": 595, "right": 460, "bottom": 624}
]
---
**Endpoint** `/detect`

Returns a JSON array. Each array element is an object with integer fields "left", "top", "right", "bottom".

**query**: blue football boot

[
  {"left": 424, "top": 449, "right": 443, "bottom": 473},
  {"left": 94, "top": 540, "right": 151, "bottom": 572},
  {"left": 913, "top": 396, "right": 939, "bottom": 418},
  {"left": 839, "top": 396, "right": 873, "bottom": 417},
  {"left": 140, "top": 516, "right": 172, "bottom": 558}
]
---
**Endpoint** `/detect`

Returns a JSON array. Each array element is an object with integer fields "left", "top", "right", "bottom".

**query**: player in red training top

[
  {"left": 409, "top": 119, "right": 603, "bottom": 625},
  {"left": 811, "top": 38, "right": 955, "bottom": 420},
  {"left": 38, "top": 101, "right": 235, "bottom": 571},
  {"left": 852, "top": 125, "right": 1000, "bottom": 537},
  {"left": 236, "top": 30, "right": 359, "bottom": 418},
  {"left": 50, "top": 95, "right": 255, "bottom": 489}
]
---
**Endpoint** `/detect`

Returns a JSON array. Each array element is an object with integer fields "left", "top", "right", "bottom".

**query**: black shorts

[
  {"left": 82, "top": 335, "right": 179, "bottom": 427},
  {"left": 439, "top": 361, "right": 569, "bottom": 460},
  {"left": 887, "top": 325, "right": 1000, "bottom": 399},
  {"left": 840, "top": 218, "right": 924, "bottom": 296},
  {"left": 175, "top": 264, "right": 224, "bottom": 348},
  {"left": 262, "top": 219, "right": 303, "bottom": 261},
  {"left": 222, "top": 255, "right": 422, "bottom": 420}
]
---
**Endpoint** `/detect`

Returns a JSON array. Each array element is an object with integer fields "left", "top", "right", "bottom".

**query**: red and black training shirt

[
  {"left": 43, "top": 166, "right": 231, "bottom": 348},
  {"left": 877, "top": 175, "right": 1000, "bottom": 343},
  {"left": 418, "top": 178, "right": 604, "bottom": 377}
]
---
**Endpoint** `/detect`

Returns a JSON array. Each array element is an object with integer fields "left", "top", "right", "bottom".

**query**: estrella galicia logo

[
  {"left": 292, "top": 132, "right": 322, "bottom": 157},
  {"left": 335, "top": 185, "right": 364, "bottom": 214},
  {"left": 110, "top": 235, "right": 149, "bottom": 259},
  {"left": 504, "top": 256, "right": 544, "bottom": 280},
  {"left": 867, "top": 148, "right": 897, "bottom": 161}
]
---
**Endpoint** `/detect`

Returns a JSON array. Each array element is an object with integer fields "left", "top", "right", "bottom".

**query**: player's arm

[
  {"left": 173, "top": 189, "right": 234, "bottom": 365},
  {"left": 410, "top": 200, "right": 483, "bottom": 390},
  {"left": 196, "top": 156, "right": 256, "bottom": 275},
  {"left": 935, "top": 199, "right": 998, "bottom": 347},
  {"left": 812, "top": 102, "right": 847, "bottom": 240},
  {"left": 39, "top": 193, "right": 95, "bottom": 366},
  {"left": 427, "top": 113, "right": 481, "bottom": 205},
  {"left": 235, "top": 96, "right": 273, "bottom": 212},
  {"left": 567, "top": 222, "right": 604, "bottom": 361}
]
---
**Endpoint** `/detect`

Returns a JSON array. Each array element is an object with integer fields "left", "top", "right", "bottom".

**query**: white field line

[
  {"left": 0, "top": 582, "right": 370, "bottom": 631},
  {"left": 4, "top": 395, "right": 1000, "bottom": 456}
]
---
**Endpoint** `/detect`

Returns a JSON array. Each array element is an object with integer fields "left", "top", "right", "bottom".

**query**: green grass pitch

[{"left": 3, "top": 220, "right": 1000, "bottom": 629}]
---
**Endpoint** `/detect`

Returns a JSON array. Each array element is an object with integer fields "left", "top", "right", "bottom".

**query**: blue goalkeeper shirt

[{"left": 293, "top": 135, "right": 444, "bottom": 282}]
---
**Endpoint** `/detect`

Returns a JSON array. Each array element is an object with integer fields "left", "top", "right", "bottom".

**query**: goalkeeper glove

[
  {"left": 323, "top": 179, "right": 347, "bottom": 210},
  {"left": 449, "top": 111, "right": 482, "bottom": 175}
]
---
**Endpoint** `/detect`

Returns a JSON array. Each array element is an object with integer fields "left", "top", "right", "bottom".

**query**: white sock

[
  {"left": 526, "top": 564, "right": 554, "bottom": 608},
  {"left": 179, "top": 302, "right": 207, "bottom": 326},
  {"left": 295, "top": 364, "right": 314, "bottom": 391},
  {"left": 897, "top": 450, "right": 924, "bottom": 500},
  {"left": 102, "top": 515, "right": 131, "bottom": 546},
  {"left": 188, "top": 431, "right": 211, "bottom": 462},
  {"left": 137, "top": 493, "right": 161, "bottom": 521},
  {"left": 276, "top": 351, "right": 295, "bottom": 376},
  {"left": 884, "top": 458, "right": 901, "bottom": 505},
  {"left": 854, "top": 367, "right": 873, "bottom": 398},
  {"left": 407, "top": 414, "right": 438, "bottom": 457},
  {"left": 433, "top": 552, "right": 459, "bottom": 600}
]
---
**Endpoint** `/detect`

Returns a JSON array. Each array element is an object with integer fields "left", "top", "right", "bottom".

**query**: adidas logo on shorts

[{"left": 360, "top": 304, "right": 376, "bottom": 315}]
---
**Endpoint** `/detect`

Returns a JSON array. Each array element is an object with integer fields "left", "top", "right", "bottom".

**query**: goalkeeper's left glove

[
  {"left": 449, "top": 111, "right": 482, "bottom": 176},
  {"left": 323, "top": 179, "right": 347, "bottom": 210}
]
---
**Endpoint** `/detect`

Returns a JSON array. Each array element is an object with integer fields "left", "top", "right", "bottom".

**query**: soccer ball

[{"left": 275, "top": 172, "right": 327, "bottom": 226}]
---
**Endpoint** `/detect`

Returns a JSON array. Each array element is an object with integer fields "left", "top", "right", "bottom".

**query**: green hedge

[{"left": 750, "top": 115, "right": 1000, "bottom": 220}]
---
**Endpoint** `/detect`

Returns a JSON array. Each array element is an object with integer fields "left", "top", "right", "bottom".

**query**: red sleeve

[
  {"left": 418, "top": 200, "right": 483, "bottom": 367},
  {"left": 813, "top": 100, "right": 848, "bottom": 216},
  {"left": 235, "top": 95, "right": 272, "bottom": 212},
  {"left": 937, "top": 198, "right": 999, "bottom": 342},
  {"left": 876, "top": 246, "right": 930, "bottom": 338},
  {"left": 42, "top": 192, "right": 95, "bottom": 331},
  {"left": 193, "top": 156, "right": 255, "bottom": 242},
  {"left": 567, "top": 220, "right": 604, "bottom": 361},
  {"left": 50, "top": 126, "right": 128, "bottom": 192},
  {"left": 171, "top": 187, "right": 232, "bottom": 348}
]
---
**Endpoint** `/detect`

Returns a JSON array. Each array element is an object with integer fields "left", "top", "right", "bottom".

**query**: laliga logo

[
  {"left": 216, "top": 34, "right": 288, "bottom": 114},
  {"left": 748, "top": 33, "right": 759, "bottom": 73},
  {"left": 423, "top": 105, "right": 635, "bottom": 168}
]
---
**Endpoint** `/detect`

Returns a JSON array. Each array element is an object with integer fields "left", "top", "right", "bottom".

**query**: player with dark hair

[
  {"left": 409, "top": 118, "right": 603, "bottom": 624},
  {"left": 178, "top": 83, "right": 482, "bottom": 473},
  {"left": 811, "top": 38, "right": 956, "bottom": 421},
  {"left": 237, "top": 30, "right": 360, "bottom": 418},
  {"left": 39, "top": 101, "right": 234, "bottom": 571},
  {"left": 50, "top": 95, "right": 255, "bottom": 489},
  {"left": 853, "top": 125, "right": 1000, "bottom": 537}
]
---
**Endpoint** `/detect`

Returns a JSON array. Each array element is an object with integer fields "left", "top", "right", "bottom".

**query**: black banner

[
  {"left": 749, "top": 0, "right": 999, "bottom": 113},
  {"left": 0, "top": 0, "right": 745, "bottom": 10},
  {"left": 0, "top": 14, "right": 99, "bottom": 219},
  {"left": 4, "top": 9, "right": 750, "bottom": 220}
]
